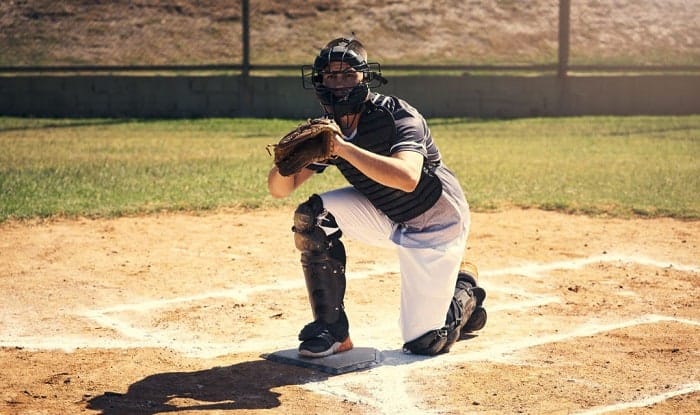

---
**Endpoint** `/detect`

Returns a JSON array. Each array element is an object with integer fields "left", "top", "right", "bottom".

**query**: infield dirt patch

[{"left": 1, "top": 208, "right": 698, "bottom": 414}]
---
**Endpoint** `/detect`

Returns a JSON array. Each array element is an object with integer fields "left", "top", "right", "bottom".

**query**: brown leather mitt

[{"left": 269, "top": 118, "right": 340, "bottom": 176}]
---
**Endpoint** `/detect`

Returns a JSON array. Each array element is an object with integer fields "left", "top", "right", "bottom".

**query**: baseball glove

[{"left": 268, "top": 118, "right": 341, "bottom": 176}]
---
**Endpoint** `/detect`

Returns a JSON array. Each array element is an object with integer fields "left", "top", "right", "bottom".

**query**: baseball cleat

[{"left": 298, "top": 333, "right": 354, "bottom": 358}]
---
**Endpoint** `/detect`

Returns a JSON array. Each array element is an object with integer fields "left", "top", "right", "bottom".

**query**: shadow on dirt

[
  {"left": 86, "top": 358, "right": 328, "bottom": 414},
  {"left": 86, "top": 344, "right": 472, "bottom": 413}
]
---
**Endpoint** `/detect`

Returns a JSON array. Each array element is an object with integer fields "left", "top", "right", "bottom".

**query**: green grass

[
  {"left": 432, "top": 116, "right": 700, "bottom": 218},
  {"left": 1, "top": 116, "right": 698, "bottom": 222}
]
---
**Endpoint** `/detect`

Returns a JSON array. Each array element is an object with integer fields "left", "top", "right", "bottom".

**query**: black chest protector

[{"left": 334, "top": 105, "right": 443, "bottom": 223}]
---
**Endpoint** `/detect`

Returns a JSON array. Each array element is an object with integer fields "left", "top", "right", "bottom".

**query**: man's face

[{"left": 322, "top": 61, "right": 363, "bottom": 96}]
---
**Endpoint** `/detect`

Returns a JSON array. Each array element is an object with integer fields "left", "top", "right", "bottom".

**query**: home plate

[{"left": 263, "top": 347, "right": 381, "bottom": 375}]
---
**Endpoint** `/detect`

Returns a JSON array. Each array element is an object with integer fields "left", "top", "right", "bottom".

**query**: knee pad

[
  {"left": 294, "top": 194, "right": 343, "bottom": 249},
  {"left": 294, "top": 194, "right": 324, "bottom": 236}
]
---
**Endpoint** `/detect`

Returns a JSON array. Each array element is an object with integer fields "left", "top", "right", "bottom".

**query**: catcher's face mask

[{"left": 302, "top": 37, "right": 387, "bottom": 116}]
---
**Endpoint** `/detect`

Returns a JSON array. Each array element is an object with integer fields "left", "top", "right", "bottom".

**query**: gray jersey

[{"left": 311, "top": 93, "right": 469, "bottom": 247}]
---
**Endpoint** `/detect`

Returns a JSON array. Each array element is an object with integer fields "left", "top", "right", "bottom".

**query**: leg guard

[
  {"left": 458, "top": 266, "right": 487, "bottom": 337},
  {"left": 440, "top": 278, "right": 480, "bottom": 353},
  {"left": 294, "top": 195, "right": 352, "bottom": 357},
  {"left": 404, "top": 265, "right": 487, "bottom": 356},
  {"left": 402, "top": 328, "right": 449, "bottom": 355},
  {"left": 294, "top": 195, "right": 348, "bottom": 332}
]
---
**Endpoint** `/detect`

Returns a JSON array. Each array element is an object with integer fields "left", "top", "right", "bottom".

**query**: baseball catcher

[{"left": 267, "top": 36, "right": 487, "bottom": 358}]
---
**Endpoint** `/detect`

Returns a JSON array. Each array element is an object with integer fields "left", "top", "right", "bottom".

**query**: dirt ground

[{"left": 0, "top": 208, "right": 698, "bottom": 414}]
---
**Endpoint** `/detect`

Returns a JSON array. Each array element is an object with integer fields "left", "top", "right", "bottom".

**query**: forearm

[
  {"left": 334, "top": 143, "right": 421, "bottom": 192},
  {"left": 267, "top": 166, "right": 313, "bottom": 198}
]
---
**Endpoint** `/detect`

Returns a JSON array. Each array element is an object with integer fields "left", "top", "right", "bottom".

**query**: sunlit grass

[{"left": 1, "top": 116, "right": 698, "bottom": 221}]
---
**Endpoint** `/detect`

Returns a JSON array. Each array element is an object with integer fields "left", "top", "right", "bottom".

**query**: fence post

[
  {"left": 242, "top": 0, "right": 250, "bottom": 77},
  {"left": 558, "top": 0, "right": 570, "bottom": 78}
]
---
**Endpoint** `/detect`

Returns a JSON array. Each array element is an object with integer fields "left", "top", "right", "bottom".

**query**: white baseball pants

[{"left": 320, "top": 187, "right": 469, "bottom": 343}]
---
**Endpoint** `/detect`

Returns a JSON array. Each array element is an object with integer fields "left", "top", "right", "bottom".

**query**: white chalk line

[
  {"left": 81, "top": 252, "right": 698, "bottom": 344},
  {"left": 75, "top": 250, "right": 700, "bottom": 319},
  {"left": 573, "top": 382, "right": 700, "bottom": 415},
  {"left": 481, "top": 252, "right": 700, "bottom": 278},
  {"left": 1, "top": 252, "right": 697, "bottom": 355},
  {"left": 437, "top": 313, "right": 700, "bottom": 365},
  {"left": 299, "top": 251, "right": 700, "bottom": 415},
  {"left": 87, "top": 265, "right": 398, "bottom": 315},
  {"left": 302, "top": 313, "right": 700, "bottom": 415},
  {"left": 2, "top": 253, "right": 698, "bottom": 414},
  {"left": 0, "top": 266, "right": 398, "bottom": 356}
]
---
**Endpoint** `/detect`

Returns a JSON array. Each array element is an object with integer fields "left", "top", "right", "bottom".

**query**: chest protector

[{"left": 334, "top": 105, "right": 443, "bottom": 223}]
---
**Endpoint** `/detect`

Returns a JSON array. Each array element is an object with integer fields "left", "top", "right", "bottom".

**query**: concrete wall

[{"left": 1, "top": 74, "right": 698, "bottom": 118}]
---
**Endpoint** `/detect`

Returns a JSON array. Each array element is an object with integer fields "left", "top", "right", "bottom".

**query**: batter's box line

[
  {"left": 324, "top": 315, "right": 699, "bottom": 375},
  {"left": 69, "top": 254, "right": 695, "bottom": 357},
  {"left": 481, "top": 252, "right": 700, "bottom": 279},
  {"left": 438, "top": 313, "right": 700, "bottom": 366},
  {"left": 84, "top": 252, "right": 679, "bottom": 316},
  {"left": 573, "top": 381, "right": 700, "bottom": 415},
  {"left": 83, "top": 253, "right": 697, "bottom": 316},
  {"left": 88, "top": 265, "right": 398, "bottom": 315},
  {"left": 305, "top": 313, "right": 700, "bottom": 413},
  {"left": 79, "top": 290, "right": 557, "bottom": 346}
]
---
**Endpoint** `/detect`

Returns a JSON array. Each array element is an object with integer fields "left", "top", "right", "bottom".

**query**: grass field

[{"left": 1, "top": 115, "right": 699, "bottom": 222}]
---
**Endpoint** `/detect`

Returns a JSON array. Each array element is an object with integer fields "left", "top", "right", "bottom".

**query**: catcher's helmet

[{"left": 302, "top": 37, "right": 387, "bottom": 116}]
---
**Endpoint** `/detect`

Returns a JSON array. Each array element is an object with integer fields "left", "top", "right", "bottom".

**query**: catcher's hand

[{"left": 268, "top": 118, "right": 341, "bottom": 177}]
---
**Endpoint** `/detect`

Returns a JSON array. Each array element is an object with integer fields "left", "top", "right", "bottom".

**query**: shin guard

[{"left": 294, "top": 195, "right": 348, "bottom": 333}]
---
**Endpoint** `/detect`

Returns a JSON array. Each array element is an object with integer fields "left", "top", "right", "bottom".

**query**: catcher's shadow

[{"left": 86, "top": 358, "right": 328, "bottom": 414}]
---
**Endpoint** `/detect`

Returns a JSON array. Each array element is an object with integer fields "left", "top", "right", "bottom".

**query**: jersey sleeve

[{"left": 388, "top": 100, "right": 430, "bottom": 157}]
